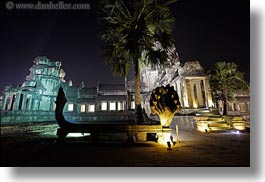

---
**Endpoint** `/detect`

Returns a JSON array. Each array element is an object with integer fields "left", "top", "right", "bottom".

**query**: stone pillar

[
  {"left": 9, "top": 94, "right": 16, "bottom": 111},
  {"left": 196, "top": 81, "right": 204, "bottom": 107},
  {"left": 50, "top": 97, "right": 54, "bottom": 111},
  {"left": 31, "top": 95, "right": 35, "bottom": 111},
  {"left": 231, "top": 102, "right": 235, "bottom": 111},
  {"left": 21, "top": 94, "right": 27, "bottom": 110},
  {"left": 190, "top": 81, "right": 197, "bottom": 108},
  {"left": 244, "top": 102, "right": 249, "bottom": 113},
  {"left": 183, "top": 78, "right": 189, "bottom": 107},
  {"left": 107, "top": 101, "right": 109, "bottom": 111},
  {"left": 116, "top": 101, "right": 118, "bottom": 111},
  {"left": 236, "top": 103, "right": 240, "bottom": 111},
  {"left": 27, "top": 96, "right": 33, "bottom": 110},
  {"left": 2, "top": 93, "right": 8, "bottom": 111},
  {"left": 247, "top": 102, "right": 250, "bottom": 113},
  {"left": 14, "top": 93, "right": 21, "bottom": 111},
  {"left": 8, "top": 95, "right": 13, "bottom": 111},
  {"left": 176, "top": 80, "right": 184, "bottom": 108},
  {"left": 204, "top": 79, "right": 213, "bottom": 107},
  {"left": 202, "top": 79, "right": 208, "bottom": 107}
]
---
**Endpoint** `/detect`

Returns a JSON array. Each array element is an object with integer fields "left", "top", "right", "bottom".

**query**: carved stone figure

[{"left": 150, "top": 85, "right": 181, "bottom": 127}]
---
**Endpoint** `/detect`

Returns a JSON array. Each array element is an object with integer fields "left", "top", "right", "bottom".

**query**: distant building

[
  {"left": 227, "top": 89, "right": 250, "bottom": 115},
  {"left": 0, "top": 47, "right": 220, "bottom": 123},
  {"left": 0, "top": 95, "right": 2, "bottom": 110},
  {"left": 1, "top": 57, "right": 66, "bottom": 122}
]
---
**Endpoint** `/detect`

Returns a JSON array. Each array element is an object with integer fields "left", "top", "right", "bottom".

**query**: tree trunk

[
  {"left": 134, "top": 59, "right": 144, "bottom": 124},
  {"left": 223, "top": 98, "right": 227, "bottom": 116},
  {"left": 135, "top": 59, "right": 141, "bottom": 107},
  {"left": 215, "top": 101, "right": 219, "bottom": 109}
]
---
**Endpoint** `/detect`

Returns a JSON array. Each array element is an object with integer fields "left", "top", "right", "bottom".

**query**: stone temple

[
  {"left": 0, "top": 47, "right": 249, "bottom": 122},
  {"left": 140, "top": 46, "right": 213, "bottom": 112}
]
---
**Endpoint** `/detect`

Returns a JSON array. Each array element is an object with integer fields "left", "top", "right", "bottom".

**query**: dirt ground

[{"left": 0, "top": 122, "right": 250, "bottom": 167}]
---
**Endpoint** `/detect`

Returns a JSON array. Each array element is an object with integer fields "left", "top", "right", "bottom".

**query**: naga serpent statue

[
  {"left": 150, "top": 85, "right": 181, "bottom": 127},
  {"left": 55, "top": 86, "right": 92, "bottom": 141}
]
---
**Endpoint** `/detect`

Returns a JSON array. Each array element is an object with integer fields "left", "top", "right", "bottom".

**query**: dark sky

[{"left": 0, "top": 0, "right": 250, "bottom": 93}]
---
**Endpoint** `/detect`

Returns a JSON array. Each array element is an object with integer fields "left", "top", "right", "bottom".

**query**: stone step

[
  {"left": 194, "top": 117, "right": 209, "bottom": 121},
  {"left": 232, "top": 116, "right": 244, "bottom": 121},
  {"left": 209, "top": 126, "right": 233, "bottom": 131},
  {"left": 207, "top": 118, "right": 225, "bottom": 122},
  {"left": 208, "top": 123, "right": 230, "bottom": 127},
  {"left": 207, "top": 121, "right": 227, "bottom": 124},
  {"left": 232, "top": 122, "right": 246, "bottom": 130}
]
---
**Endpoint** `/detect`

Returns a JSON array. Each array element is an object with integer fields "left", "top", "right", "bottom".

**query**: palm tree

[
  {"left": 98, "top": 0, "right": 176, "bottom": 123},
  {"left": 207, "top": 62, "right": 248, "bottom": 115}
]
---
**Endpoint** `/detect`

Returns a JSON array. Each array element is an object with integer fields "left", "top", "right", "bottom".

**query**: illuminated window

[
  {"left": 101, "top": 102, "right": 107, "bottom": 111},
  {"left": 80, "top": 104, "right": 86, "bottom": 112},
  {"left": 118, "top": 102, "right": 124, "bottom": 111},
  {"left": 109, "top": 101, "right": 116, "bottom": 111},
  {"left": 131, "top": 101, "right": 135, "bottom": 109},
  {"left": 68, "top": 103, "right": 74, "bottom": 111},
  {"left": 88, "top": 104, "right": 95, "bottom": 112}
]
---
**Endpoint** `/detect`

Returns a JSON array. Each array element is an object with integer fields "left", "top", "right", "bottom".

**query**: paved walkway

[{"left": 1, "top": 122, "right": 250, "bottom": 166}]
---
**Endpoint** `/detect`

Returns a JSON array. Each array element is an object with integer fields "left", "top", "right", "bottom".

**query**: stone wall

[
  {"left": 171, "top": 116, "right": 196, "bottom": 131},
  {"left": 1, "top": 111, "right": 56, "bottom": 123}
]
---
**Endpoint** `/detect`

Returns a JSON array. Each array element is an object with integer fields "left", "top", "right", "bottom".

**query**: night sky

[{"left": 0, "top": 0, "right": 250, "bottom": 93}]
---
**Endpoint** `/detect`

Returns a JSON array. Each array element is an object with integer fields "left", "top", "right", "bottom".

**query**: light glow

[
  {"left": 233, "top": 125, "right": 245, "bottom": 130},
  {"left": 193, "top": 101, "right": 198, "bottom": 109},
  {"left": 118, "top": 102, "right": 124, "bottom": 111},
  {"left": 80, "top": 104, "right": 86, "bottom": 112},
  {"left": 131, "top": 101, "right": 135, "bottom": 109},
  {"left": 109, "top": 101, "right": 116, "bottom": 111},
  {"left": 101, "top": 102, "right": 107, "bottom": 111},
  {"left": 68, "top": 103, "right": 74, "bottom": 111},
  {"left": 67, "top": 133, "right": 91, "bottom": 138},
  {"left": 208, "top": 97, "right": 213, "bottom": 107},
  {"left": 88, "top": 104, "right": 95, "bottom": 112},
  {"left": 196, "top": 120, "right": 209, "bottom": 132},
  {"left": 158, "top": 132, "right": 171, "bottom": 145},
  {"left": 183, "top": 97, "right": 189, "bottom": 107}
]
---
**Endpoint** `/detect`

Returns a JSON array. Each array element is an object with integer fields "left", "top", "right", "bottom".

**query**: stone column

[
  {"left": 107, "top": 101, "right": 109, "bottom": 111},
  {"left": 50, "top": 97, "right": 55, "bottom": 111},
  {"left": 7, "top": 95, "right": 12, "bottom": 111},
  {"left": 190, "top": 81, "right": 196, "bottom": 108},
  {"left": 202, "top": 79, "right": 208, "bottom": 107},
  {"left": 183, "top": 78, "right": 189, "bottom": 107},
  {"left": 31, "top": 95, "right": 35, "bottom": 111},
  {"left": 204, "top": 79, "right": 213, "bottom": 107},
  {"left": 231, "top": 102, "right": 235, "bottom": 111},
  {"left": 116, "top": 101, "right": 118, "bottom": 111},
  {"left": 244, "top": 102, "right": 249, "bottom": 113},
  {"left": 196, "top": 81, "right": 204, "bottom": 107},
  {"left": 247, "top": 102, "right": 250, "bottom": 113},
  {"left": 2, "top": 93, "right": 7, "bottom": 111},
  {"left": 176, "top": 80, "right": 184, "bottom": 108},
  {"left": 22, "top": 94, "right": 28, "bottom": 110},
  {"left": 14, "top": 93, "right": 20, "bottom": 111},
  {"left": 27, "top": 96, "right": 32, "bottom": 110},
  {"left": 10, "top": 94, "right": 16, "bottom": 111}
]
